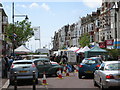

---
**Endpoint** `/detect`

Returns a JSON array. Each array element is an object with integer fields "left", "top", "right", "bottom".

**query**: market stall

[{"left": 84, "top": 45, "right": 108, "bottom": 60}]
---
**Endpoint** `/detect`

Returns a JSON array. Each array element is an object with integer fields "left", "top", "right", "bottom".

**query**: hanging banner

[{"left": 33, "top": 27, "right": 40, "bottom": 40}]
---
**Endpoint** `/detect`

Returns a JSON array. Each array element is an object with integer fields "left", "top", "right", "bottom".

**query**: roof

[
  {"left": 103, "top": 61, "right": 120, "bottom": 64},
  {"left": 86, "top": 45, "right": 107, "bottom": 52},
  {"left": 84, "top": 57, "right": 101, "bottom": 60},
  {"left": 0, "top": 5, "right": 8, "bottom": 17},
  {"left": 32, "top": 58, "right": 50, "bottom": 61},
  {"left": 13, "top": 60, "right": 32, "bottom": 63}
]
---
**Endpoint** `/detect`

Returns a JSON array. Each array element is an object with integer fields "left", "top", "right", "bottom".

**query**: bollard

[
  {"left": 33, "top": 71, "right": 36, "bottom": 90},
  {"left": 14, "top": 72, "right": 17, "bottom": 90}
]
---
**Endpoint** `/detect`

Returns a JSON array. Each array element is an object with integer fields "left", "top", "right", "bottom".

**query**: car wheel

[
  {"left": 100, "top": 80, "right": 106, "bottom": 90},
  {"left": 93, "top": 79, "right": 98, "bottom": 87},
  {"left": 78, "top": 72, "right": 82, "bottom": 79},
  {"left": 55, "top": 69, "right": 60, "bottom": 76},
  {"left": 100, "top": 84, "right": 105, "bottom": 90}
]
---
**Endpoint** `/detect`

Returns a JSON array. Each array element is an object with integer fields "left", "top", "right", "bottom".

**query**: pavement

[{"left": 0, "top": 78, "right": 9, "bottom": 90}]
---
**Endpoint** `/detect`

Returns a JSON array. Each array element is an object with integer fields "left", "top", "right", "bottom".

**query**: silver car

[
  {"left": 94, "top": 61, "right": 120, "bottom": 89},
  {"left": 9, "top": 60, "right": 38, "bottom": 85}
]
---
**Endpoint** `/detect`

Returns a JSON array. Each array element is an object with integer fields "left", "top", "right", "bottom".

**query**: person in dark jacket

[
  {"left": 8, "top": 56, "right": 14, "bottom": 70},
  {"left": 4, "top": 55, "right": 9, "bottom": 78},
  {"left": 62, "top": 54, "right": 68, "bottom": 64}
]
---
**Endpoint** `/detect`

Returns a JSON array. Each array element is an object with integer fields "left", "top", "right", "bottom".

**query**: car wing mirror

[
  {"left": 99, "top": 67, "right": 104, "bottom": 70},
  {"left": 95, "top": 67, "right": 99, "bottom": 70}
]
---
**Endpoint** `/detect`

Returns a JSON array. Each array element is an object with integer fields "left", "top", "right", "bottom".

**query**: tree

[
  {"left": 107, "top": 49, "right": 120, "bottom": 60},
  {"left": 5, "top": 20, "right": 34, "bottom": 49},
  {"left": 79, "top": 33, "right": 90, "bottom": 47}
]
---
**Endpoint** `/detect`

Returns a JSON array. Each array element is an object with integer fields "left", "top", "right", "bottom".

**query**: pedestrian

[
  {"left": 8, "top": 56, "right": 14, "bottom": 70},
  {"left": 18, "top": 55, "right": 22, "bottom": 60},
  {"left": 62, "top": 54, "right": 68, "bottom": 64},
  {"left": 4, "top": 55, "right": 9, "bottom": 78},
  {"left": 51, "top": 54, "right": 56, "bottom": 61},
  {"left": 66, "top": 63, "right": 72, "bottom": 72},
  {"left": 50, "top": 55, "right": 53, "bottom": 61},
  {"left": 56, "top": 55, "right": 60, "bottom": 63},
  {"left": 1, "top": 55, "right": 6, "bottom": 78},
  {"left": 23, "top": 57, "right": 27, "bottom": 60}
]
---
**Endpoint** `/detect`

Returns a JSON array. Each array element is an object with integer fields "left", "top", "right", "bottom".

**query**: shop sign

[
  {"left": 106, "top": 40, "right": 113, "bottom": 45},
  {"left": 99, "top": 42, "right": 106, "bottom": 48}
]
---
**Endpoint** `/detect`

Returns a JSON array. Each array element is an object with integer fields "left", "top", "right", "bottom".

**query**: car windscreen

[
  {"left": 82, "top": 59, "right": 97, "bottom": 64},
  {"left": 13, "top": 62, "right": 32, "bottom": 64},
  {"left": 105, "top": 63, "right": 120, "bottom": 70}
]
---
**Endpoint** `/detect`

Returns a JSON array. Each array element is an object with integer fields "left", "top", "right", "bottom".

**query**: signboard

[
  {"left": 67, "top": 51, "right": 76, "bottom": 63},
  {"left": 106, "top": 40, "right": 113, "bottom": 45},
  {"left": 99, "top": 42, "right": 106, "bottom": 48},
  {"left": 33, "top": 27, "right": 40, "bottom": 40}
]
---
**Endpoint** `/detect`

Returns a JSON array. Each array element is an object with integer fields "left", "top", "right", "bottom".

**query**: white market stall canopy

[
  {"left": 68, "top": 47, "right": 79, "bottom": 51},
  {"left": 77, "top": 46, "right": 90, "bottom": 53},
  {"left": 76, "top": 47, "right": 83, "bottom": 53},
  {"left": 15, "top": 45, "right": 32, "bottom": 54}
]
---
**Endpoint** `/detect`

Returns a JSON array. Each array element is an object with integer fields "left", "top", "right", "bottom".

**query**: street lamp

[
  {"left": 14, "top": 15, "right": 28, "bottom": 20},
  {"left": 12, "top": 2, "right": 29, "bottom": 56}
]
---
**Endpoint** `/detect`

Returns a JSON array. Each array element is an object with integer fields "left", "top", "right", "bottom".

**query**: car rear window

[
  {"left": 105, "top": 63, "right": 120, "bottom": 70},
  {"left": 13, "top": 62, "right": 32, "bottom": 64},
  {"left": 82, "top": 59, "right": 97, "bottom": 64},
  {"left": 44, "top": 61, "right": 51, "bottom": 65}
]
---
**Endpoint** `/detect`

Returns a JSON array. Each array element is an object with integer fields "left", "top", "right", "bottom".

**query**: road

[{"left": 7, "top": 72, "right": 100, "bottom": 90}]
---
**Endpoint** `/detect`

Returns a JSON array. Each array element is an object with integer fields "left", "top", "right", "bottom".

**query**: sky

[{"left": 0, "top": 0, "right": 102, "bottom": 52}]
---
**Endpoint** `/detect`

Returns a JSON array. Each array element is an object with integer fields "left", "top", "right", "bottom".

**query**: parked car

[
  {"left": 33, "top": 58, "right": 63, "bottom": 77},
  {"left": 78, "top": 57, "right": 103, "bottom": 79},
  {"left": 50, "top": 61, "right": 59, "bottom": 65},
  {"left": 94, "top": 61, "right": 120, "bottom": 89},
  {"left": 9, "top": 60, "right": 38, "bottom": 85}
]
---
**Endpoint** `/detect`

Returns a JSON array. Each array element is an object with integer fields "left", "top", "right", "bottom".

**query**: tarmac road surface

[{"left": 6, "top": 72, "right": 99, "bottom": 90}]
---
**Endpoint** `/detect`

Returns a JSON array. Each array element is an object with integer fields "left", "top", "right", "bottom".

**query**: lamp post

[
  {"left": 114, "top": 2, "right": 118, "bottom": 49},
  {"left": 12, "top": 2, "right": 14, "bottom": 56},
  {"left": 12, "top": 2, "right": 28, "bottom": 56}
]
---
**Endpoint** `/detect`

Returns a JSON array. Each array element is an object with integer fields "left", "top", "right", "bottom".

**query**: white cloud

[
  {"left": 82, "top": 0, "right": 102, "bottom": 8},
  {"left": 29, "top": 3, "right": 39, "bottom": 8},
  {"left": 21, "top": 5, "right": 27, "bottom": 8},
  {"left": 16, "top": 4, "right": 27, "bottom": 8},
  {"left": 16, "top": 3, "right": 40, "bottom": 9},
  {"left": 41, "top": 3, "right": 50, "bottom": 11}
]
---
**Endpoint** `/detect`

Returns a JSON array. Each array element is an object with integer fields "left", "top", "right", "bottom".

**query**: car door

[
  {"left": 43, "top": 61, "right": 52, "bottom": 74},
  {"left": 97, "top": 63, "right": 105, "bottom": 84},
  {"left": 36, "top": 61, "right": 45, "bottom": 74}
]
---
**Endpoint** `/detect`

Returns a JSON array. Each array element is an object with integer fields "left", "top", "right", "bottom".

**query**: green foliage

[
  {"left": 5, "top": 20, "right": 34, "bottom": 48},
  {"left": 79, "top": 33, "right": 90, "bottom": 47},
  {"left": 61, "top": 45, "right": 66, "bottom": 49},
  {"left": 107, "top": 49, "right": 120, "bottom": 60}
]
